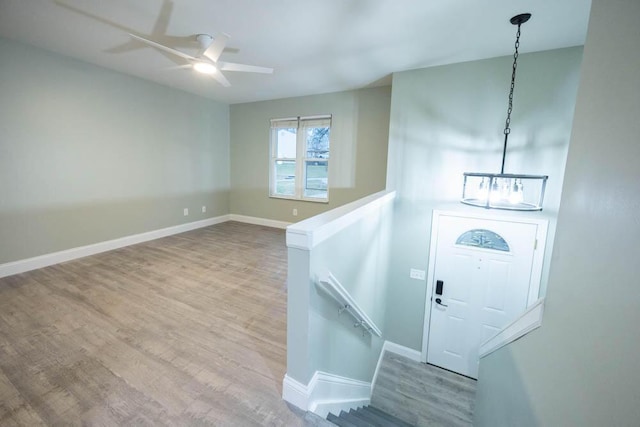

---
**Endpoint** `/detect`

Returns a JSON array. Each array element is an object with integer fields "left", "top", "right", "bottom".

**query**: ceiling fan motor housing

[{"left": 196, "top": 34, "right": 213, "bottom": 49}]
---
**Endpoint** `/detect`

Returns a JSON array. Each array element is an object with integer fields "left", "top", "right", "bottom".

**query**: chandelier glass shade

[{"left": 462, "top": 172, "right": 547, "bottom": 211}]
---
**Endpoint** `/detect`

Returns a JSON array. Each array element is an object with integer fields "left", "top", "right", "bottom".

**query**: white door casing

[{"left": 421, "top": 211, "right": 548, "bottom": 379}]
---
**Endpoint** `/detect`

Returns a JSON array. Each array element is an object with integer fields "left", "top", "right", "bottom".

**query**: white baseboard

[
  {"left": 0, "top": 215, "right": 231, "bottom": 278},
  {"left": 382, "top": 340, "right": 422, "bottom": 362},
  {"left": 282, "top": 374, "right": 310, "bottom": 412},
  {"left": 283, "top": 371, "right": 371, "bottom": 418},
  {"left": 313, "top": 397, "right": 370, "bottom": 419},
  {"left": 282, "top": 342, "right": 421, "bottom": 417},
  {"left": 371, "top": 340, "right": 422, "bottom": 394},
  {"left": 229, "top": 214, "right": 292, "bottom": 229}
]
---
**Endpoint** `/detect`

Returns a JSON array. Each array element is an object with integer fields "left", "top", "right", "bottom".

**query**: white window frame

[{"left": 269, "top": 115, "right": 331, "bottom": 203}]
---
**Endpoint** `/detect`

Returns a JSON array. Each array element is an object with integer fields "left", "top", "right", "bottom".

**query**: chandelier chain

[
  {"left": 501, "top": 23, "right": 522, "bottom": 173},
  {"left": 505, "top": 24, "right": 521, "bottom": 135}
]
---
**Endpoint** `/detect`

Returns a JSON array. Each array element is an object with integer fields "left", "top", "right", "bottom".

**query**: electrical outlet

[
  {"left": 292, "top": 208, "right": 298, "bottom": 216},
  {"left": 183, "top": 208, "right": 189, "bottom": 216},
  {"left": 202, "top": 206, "right": 206, "bottom": 213},
  {"left": 410, "top": 268, "right": 426, "bottom": 280}
]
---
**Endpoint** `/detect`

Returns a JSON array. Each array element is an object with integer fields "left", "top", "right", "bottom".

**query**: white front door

[{"left": 425, "top": 213, "right": 542, "bottom": 379}]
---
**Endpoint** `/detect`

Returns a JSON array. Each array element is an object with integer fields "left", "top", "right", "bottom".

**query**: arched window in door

[{"left": 455, "top": 229, "right": 510, "bottom": 252}]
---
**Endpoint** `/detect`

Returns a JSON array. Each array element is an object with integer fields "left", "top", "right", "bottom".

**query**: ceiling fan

[{"left": 129, "top": 32, "right": 273, "bottom": 87}]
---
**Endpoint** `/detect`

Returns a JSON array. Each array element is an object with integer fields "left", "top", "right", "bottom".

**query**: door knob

[{"left": 435, "top": 298, "right": 448, "bottom": 307}]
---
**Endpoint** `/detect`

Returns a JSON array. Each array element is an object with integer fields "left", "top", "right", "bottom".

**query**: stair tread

[
  {"left": 366, "top": 406, "right": 414, "bottom": 427},
  {"left": 328, "top": 406, "right": 416, "bottom": 427},
  {"left": 349, "top": 407, "right": 396, "bottom": 427},
  {"left": 327, "top": 412, "right": 359, "bottom": 427},
  {"left": 338, "top": 410, "right": 372, "bottom": 427}
]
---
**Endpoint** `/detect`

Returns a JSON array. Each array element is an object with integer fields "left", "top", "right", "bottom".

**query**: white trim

[
  {"left": 286, "top": 190, "right": 396, "bottom": 250},
  {"left": 383, "top": 340, "right": 422, "bottom": 362},
  {"left": 421, "top": 209, "right": 549, "bottom": 363},
  {"left": 0, "top": 215, "right": 231, "bottom": 278},
  {"left": 371, "top": 341, "right": 421, "bottom": 395},
  {"left": 283, "top": 342, "right": 418, "bottom": 415},
  {"left": 228, "top": 214, "right": 291, "bottom": 229},
  {"left": 282, "top": 374, "right": 310, "bottom": 411},
  {"left": 479, "top": 298, "right": 545, "bottom": 358},
  {"left": 307, "top": 372, "right": 371, "bottom": 418},
  {"left": 268, "top": 194, "right": 329, "bottom": 204},
  {"left": 420, "top": 210, "right": 443, "bottom": 362},
  {"left": 282, "top": 371, "right": 371, "bottom": 418}
]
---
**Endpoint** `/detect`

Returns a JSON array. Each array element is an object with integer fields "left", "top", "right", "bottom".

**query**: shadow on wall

[
  {"left": 474, "top": 346, "right": 539, "bottom": 426},
  {"left": 310, "top": 283, "right": 376, "bottom": 377},
  {"left": 305, "top": 197, "right": 393, "bottom": 381},
  {"left": 0, "top": 190, "right": 229, "bottom": 264}
]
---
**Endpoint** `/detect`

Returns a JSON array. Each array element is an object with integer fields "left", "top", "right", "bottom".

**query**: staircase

[
  {"left": 326, "top": 351, "right": 475, "bottom": 427},
  {"left": 327, "top": 406, "right": 414, "bottom": 427}
]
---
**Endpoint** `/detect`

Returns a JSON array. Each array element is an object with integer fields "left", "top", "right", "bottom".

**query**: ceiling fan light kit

[
  {"left": 193, "top": 61, "right": 216, "bottom": 74},
  {"left": 129, "top": 32, "right": 273, "bottom": 87},
  {"left": 461, "top": 13, "right": 548, "bottom": 211}
]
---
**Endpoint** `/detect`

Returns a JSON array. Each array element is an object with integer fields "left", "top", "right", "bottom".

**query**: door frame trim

[{"left": 420, "top": 210, "right": 549, "bottom": 363}]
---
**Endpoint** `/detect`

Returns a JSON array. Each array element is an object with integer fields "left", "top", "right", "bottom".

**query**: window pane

[
  {"left": 276, "top": 128, "right": 297, "bottom": 158},
  {"left": 456, "top": 229, "right": 510, "bottom": 252},
  {"left": 304, "top": 161, "right": 328, "bottom": 199},
  {"left": 305, "top": 127, "right": 330, "bottom": 159},
  {"left": 274, "top": 160, "right": 296, "bottom": 196}
]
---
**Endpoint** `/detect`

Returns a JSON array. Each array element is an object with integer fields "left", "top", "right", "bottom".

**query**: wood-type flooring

[
  {"left": 0, "top": 221, "right": 325, "bottom": 426},
  {"left": 371, "top": 352, "right": 477, "bottom": 427}
]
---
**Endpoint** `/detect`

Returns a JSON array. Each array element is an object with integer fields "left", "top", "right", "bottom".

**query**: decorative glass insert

[{"left": 456, "top": 229, "right": 510, "bottom": 252}]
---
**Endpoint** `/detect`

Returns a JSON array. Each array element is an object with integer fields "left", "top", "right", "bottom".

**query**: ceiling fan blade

[
  {"left": 210, "top": 71, "right": 231, "bottom": 87},
  {"left": 55, "top": 0, "right": 134, "bottom": 34},
  {"left": 108, "top": 40, "right": 185, "bottom": 66},
  {"left": 218, "top": 61, "right": 274, "bottom": 74},
  {"left": 168, "top": 64, "right": 193, "bottom": 70},
  {"left": 105, "top": 40, "right": 142, "bottom": 54},
  {"left": 129, "top": 34, "right": 195, "bottom": 62},
  {"left": 151, "top": 0, "right": 173, "bottom": 36},
  {"left": 160, "top": 35, "right": 198, "bottom": 48},
  {"left": 203, "top": 33, "right": 230, "bottom": 62}
]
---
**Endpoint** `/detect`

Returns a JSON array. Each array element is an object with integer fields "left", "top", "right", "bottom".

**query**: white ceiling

[{"left": 0, "top": 0, "right": 592, "bottom": 104}]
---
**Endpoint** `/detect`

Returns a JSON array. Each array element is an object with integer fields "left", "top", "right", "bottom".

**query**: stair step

[
  {"left": 327, "top": 412, "right": 359, "bottom": 427},
  {"left": 341, "top": 410, "right": 375, "bottom": 427},
  {"left": 340, "top": 409, "right": 371, "bottom": 427},
  {"left": 366, "top": 406, "right": 414, "bottom": 427},
  {"left": 327, "top": 406, "right": 414, "bottom": 427},
  {"left": 351, "top": 407, "right": 394, "bottom": 426}
]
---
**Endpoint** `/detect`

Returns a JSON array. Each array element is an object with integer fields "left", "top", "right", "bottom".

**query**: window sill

[{"left": 269, "top": 194, "right": 329, "bottom": 204}]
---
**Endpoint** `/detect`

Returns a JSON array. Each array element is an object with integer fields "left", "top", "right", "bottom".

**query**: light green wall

[
  {"left": 384, "top": 47, "right": 583, "bottom": 350},
  {"left": 0, "top": 37, "right": 230, "bottom": 263},
  {"left": 475, "top": 0, "right": 640, "bottom": 425},
  {"left": 308, "top": 199, "right": 392, "bottom": 381},
  {"left": 286, "top": 247, "right": 313, "bottom": 382},
  {"left": 287, "top": 196, "right": 393, "bottom": 384},
  {"left": 229, "top": 87, "right": 391, "bottom": 222}
]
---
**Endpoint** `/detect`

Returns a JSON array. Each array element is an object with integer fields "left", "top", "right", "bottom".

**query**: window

[
  {"left": 456, "top": 229, "right": 510, "bottom": 252},
  {"left": 270, "top": 115, "right": 331, "bottom": 202}
]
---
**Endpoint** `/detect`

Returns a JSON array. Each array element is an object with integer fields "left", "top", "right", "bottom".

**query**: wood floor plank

[
  {"left": 371, "top": 352, "right": 477, "bottom": 427},
  {"left": 0, "top": 222, "right": 312, "bottom": 426}
]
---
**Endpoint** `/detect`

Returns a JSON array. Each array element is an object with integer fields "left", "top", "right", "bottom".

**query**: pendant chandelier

[{"left": 461, "top": 13, "right": 548, "bottom": 211}]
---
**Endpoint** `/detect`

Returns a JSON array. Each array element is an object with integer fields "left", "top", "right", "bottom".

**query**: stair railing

[{"left": 317, "top": 272, "right": 382, "bottom": 337}]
